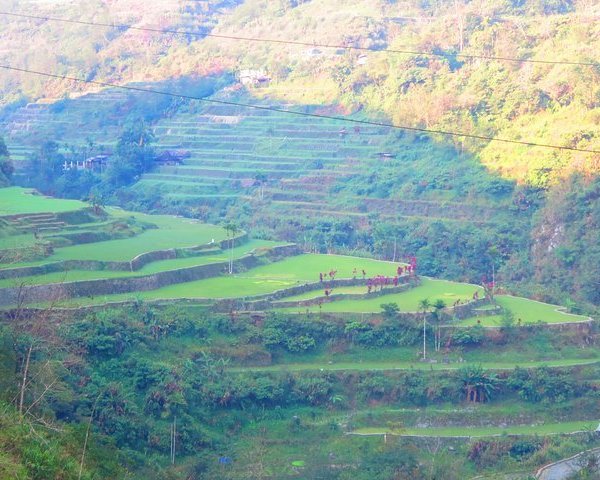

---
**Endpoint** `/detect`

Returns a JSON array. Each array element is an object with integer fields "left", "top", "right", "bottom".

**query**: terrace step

[{"left": 159, "top": 166, "right": 304, "bottom": 179}]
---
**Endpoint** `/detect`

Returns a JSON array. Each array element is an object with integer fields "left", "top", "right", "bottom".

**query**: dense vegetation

[{"left": 1, "top": 303, "right": 599, "bottom": 479}]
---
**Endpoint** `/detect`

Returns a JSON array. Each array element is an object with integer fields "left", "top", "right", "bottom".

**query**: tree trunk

[{"left": 18, "top": 344, "right": 33, "bottom": 417}]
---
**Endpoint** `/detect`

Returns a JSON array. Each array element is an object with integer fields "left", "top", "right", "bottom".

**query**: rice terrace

[{"left": 1, "top": 1, "right": 600, "bottom": 479}]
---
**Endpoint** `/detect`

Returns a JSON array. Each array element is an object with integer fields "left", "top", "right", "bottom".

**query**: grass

[
  {"left": 351, "top": 420, "right": 596, "bottom": 437},
  {"left": 20, "top": 254, "right": 401, "bottom": 307},
  {"left": 459, "top": 295, "right": 590, "bottom": 325},
  {"left": 82, "top": 253, "right": 400, "bottom": 299},
  {"left": 43, "top": 210, "right": 227, "bottom": 262},
  {"left": 276, "top": 277, "right": 482, "bottom": 313},
  {"left": 230, "top": 358, "right": 600, "bottom": 373},
  {"left": 0, "top": 240, "right": 282, "bottom": 288},
  {"left": 278, "top": 285, "right": 372, "bottom": 301},
  {"left": 0, "top": 187, "right": 86, "bottom": 215},
  {"left": 1, "top": 205, "right": 229, "bottom": 267}
]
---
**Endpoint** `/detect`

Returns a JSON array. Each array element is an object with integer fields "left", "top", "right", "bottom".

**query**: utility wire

[
  {"left": 1, "top": 11, "right": 598, "bottom": 68},
  {"left": 1, "top": 64, "right": 599, "bottom": 154}
]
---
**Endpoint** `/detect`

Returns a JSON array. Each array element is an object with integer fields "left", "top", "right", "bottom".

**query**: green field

[
  {"left": 276, "top": 277, "right": 482, "bottom": 313},
  {"left": 0, "top": 187, "right": 86, "bottom": 215},
  {"left": 66, "top": 254, "right": 399, "bottom": 301},
  {"left": 231, "top": 358, "right": 600, "bottom": 373},
  {"left": 279, "top": 285, "right": 374, "bottom": 301},
  {"left": 0, "top": 189, "right": 231, "bottom": 268},
  {"left": 459, "top": 295, "right": 590, "bottom": 325},
  {"left": 15, "top": 254, "right": 401, "bottom": 307},
  {"left": 0, "top": 240, "right": 282, "bottom": 288},
  {"left": 351, "top": 420, "right": 596, "bottom": 437},
  {"left": 35, "top": 210, "right": 227, "bottom": 263}
]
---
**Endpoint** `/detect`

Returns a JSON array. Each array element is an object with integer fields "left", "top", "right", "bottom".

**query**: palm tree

[
  {"left": 432, "top": 299, "right": 446, "bottom": 352},
  {"left": 418, "top": 298, "right": 431, "bottom": 360},
  {"left": 459, "top": 365, "right": 498, "bottom": 403},
  {"left": 223, "top": 222, "right": 239, "bottom": 274},
  {"left": 253, "top": 172, "right": 268, "bottom": 200}
]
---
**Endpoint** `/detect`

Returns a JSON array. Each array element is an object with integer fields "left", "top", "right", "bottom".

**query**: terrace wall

[
  {"left": 0, "top": 244, "right": 298, "bottom": 307},
  {"left": 0, "top": 233, "right": 249, "bottom": 279},
  {"left": 213, "top": 276, "right": 421, "bottom": 312}
]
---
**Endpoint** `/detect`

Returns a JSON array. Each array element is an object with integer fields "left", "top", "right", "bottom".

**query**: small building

[
  {"left": 357, "top": 54, "right": 368, "bottom": 66},
  {"left": 154, "top": 150, "right": 190, "bottom": 166},
  {"left": 62, "top": 154, "right": 110, "bottom": 173}
]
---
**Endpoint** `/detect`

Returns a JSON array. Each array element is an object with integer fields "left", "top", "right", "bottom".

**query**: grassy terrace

[
  {"left": 231, "top": 358, "right": 600, "bottom": 373},
  {"left": 351, "top": 421, "right": 596, "bottom": 437},
  {"left": 26, "top": 254, "right": 399, "bottom": 307},
  {"left": 0, "top": 187, "right": 86, "bottom": 215},
  {"left": 458, "top": 296, "right": 590, "bottom": 325},
  {"left": 0, "top": 240, "right": 281, "bottom": 288},
  {"left": 275, "top": 280, "right": 590, "bottom": 324},
  {"left": 1, "top": 207, "right": 229, "bottom": 268},
  {"left": 276, "top": 278, "right": 481, "bottom": 313}
]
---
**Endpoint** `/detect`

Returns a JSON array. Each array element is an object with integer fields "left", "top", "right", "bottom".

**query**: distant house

[
  {"left": 62, "top": 154, "right": 110, "bottom": 173},
  {"left": 238, "top": 69, "right": 271, "bottom": 86},
  {"left": 154, "top": 150, "right": 191, "bottom": 166},
  {"left": 86, "top": 154, "right": 110, "bottom": 171}
]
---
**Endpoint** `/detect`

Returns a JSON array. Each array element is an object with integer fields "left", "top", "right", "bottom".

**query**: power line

[
  {"left": 1, "top": 64, "right": 599, "bottom": 155},
  {"left": 1, "top": 11, "right": 598, "bottom": 68}
]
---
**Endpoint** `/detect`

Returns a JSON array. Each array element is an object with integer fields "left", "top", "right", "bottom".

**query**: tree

[
  {"left": 253, "top": 172, "right": 268, "bottom": 200},
  {"left": 381, "top": 302, "right": 400, "bottom": 320},
  {"left": 459, "top": 365, "right": 498, "bottom": 403},
  {"left": 418, "top": 298, "right": 431, "bottom": 360},
  {"left": 106, "top": 121, "right": 155, "bottom": 187},
  {"left": 223, "top": 222, "right": 240, "bottom": 274},
  {"left": 431, "top": 299, "right": 446, "bottom": 352}
]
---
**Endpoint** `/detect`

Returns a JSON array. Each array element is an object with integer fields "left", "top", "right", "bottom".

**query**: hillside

[
  {"left": 0, "top": 187, "right": 600, "bottom": 479},
  {"left": 0, "top": 1, "right": 599, "bottom": 311},
  {"left": 2, "top": 0, "right": 599, "bottom": 183}
]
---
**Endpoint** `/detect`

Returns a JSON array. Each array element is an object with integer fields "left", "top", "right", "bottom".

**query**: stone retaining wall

[
  {"left": 212, "top": 276, "right": 419, "bottom": 312},
  {"left": 0, "top": 234, "right": 248, "bottom": 279},
  {"left": 273, "top": 282, "right": 414, "bottom": 308},
  {"left": 0, "top": 243, "right": 297, "bottom": 307}
]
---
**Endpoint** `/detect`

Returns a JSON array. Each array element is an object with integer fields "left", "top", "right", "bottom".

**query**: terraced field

[
  {"left": 351, "top": 421, "right": 596, "bottom": 438},
  {"left": 1, "top": 186, "right": 599, "bottom": 478},
  {"left": 1, "top": 190, "right": 590, "bottom": 335},
  {"left": 1, "top": 87, "right": 509, "bottom": 234},
  {"left": 276, "top": 277, "right": 482, "bottom": 312},
  {"left": 232, "top": 358, "right": 600, "bottom": 373},
  {"left": 0, "top": 187, "right": 87, "bottom": 215}
]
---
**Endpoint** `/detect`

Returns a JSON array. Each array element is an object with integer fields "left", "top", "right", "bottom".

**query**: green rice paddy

[
  {"left": 276, "top": 278, "right": 482, "bottom": 313},
  {"left": 0, "top": 240, "right": 282, "bottom": 288},
  {"left": 0, "top": 187, "right": 86, "bottom": 214},
  {"left": 458, "top": 295, "right": 590, "bottom": 325}
]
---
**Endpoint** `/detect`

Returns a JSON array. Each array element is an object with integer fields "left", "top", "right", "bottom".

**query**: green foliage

[
  {"left": 0, "top": 137, "right": 13, "bottom": 186},
  {"left": 507, "top": 366, "right": 580, "bottom": 403},
  {"left": 452, "top": 324, "right": 485, "bottom": 346},
  {"left": 0, "top": 401, "right": 123, "bottom": 480},
  {"left": 380, "top": 302, "right": 399, "bottom": 319}
]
